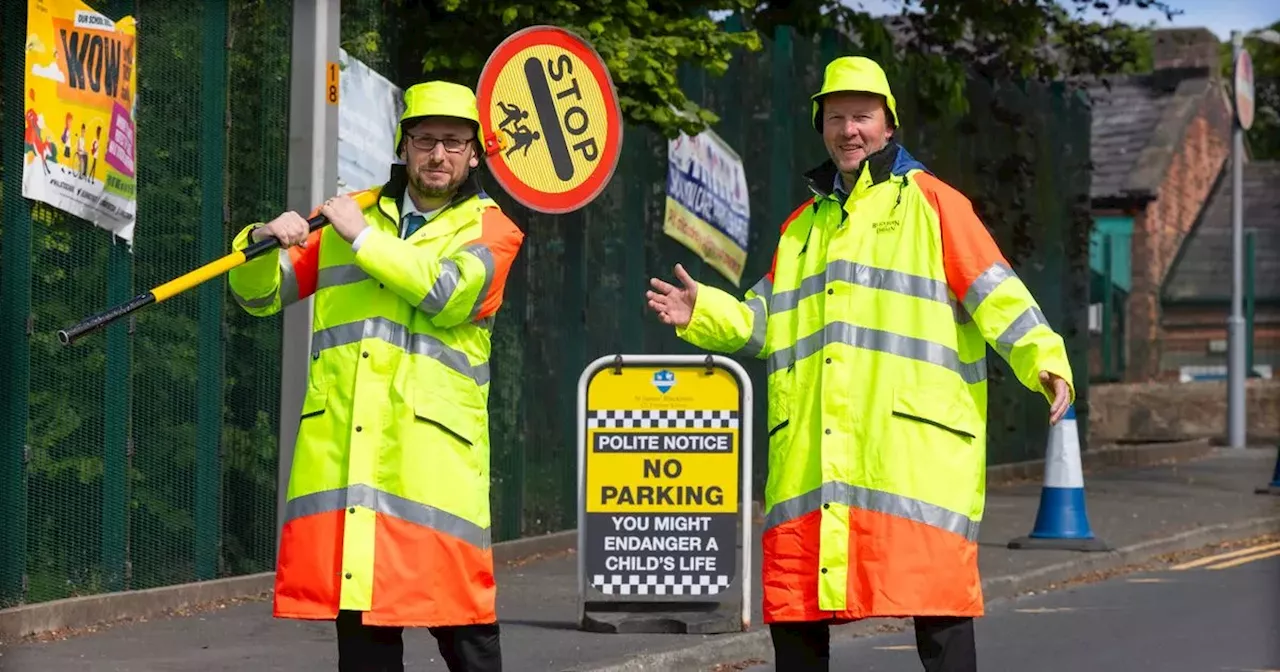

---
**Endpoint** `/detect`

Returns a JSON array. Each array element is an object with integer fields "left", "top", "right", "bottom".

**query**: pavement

[
  {"left": 738, "top": 536, "right": 1280, "bottom": 671},
  {"left": 2, "top": 446, "right": 1278, "bottom": 672}
]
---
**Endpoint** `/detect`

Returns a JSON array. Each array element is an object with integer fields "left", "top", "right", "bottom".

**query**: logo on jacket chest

[{"left": 871, "top": 219, "right": 901, "bottom": 234}]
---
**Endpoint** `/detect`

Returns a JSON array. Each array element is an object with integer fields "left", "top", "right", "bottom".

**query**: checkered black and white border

[
  {"left": 591, "top": 573, "right": 733, "bottom": 596},
  {"left": 587, "top": 410, "right": 739, "bottom": 429}
]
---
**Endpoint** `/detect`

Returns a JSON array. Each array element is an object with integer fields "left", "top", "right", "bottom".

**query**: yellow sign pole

[{"left": 577, "top": 354, "right": 754, "bottom": 634}]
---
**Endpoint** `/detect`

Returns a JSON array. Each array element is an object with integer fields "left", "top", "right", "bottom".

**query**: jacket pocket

[
  {"left": 766, "top": 364, "right": 794, "bottom": 437},
  {"left": 890, "top": 387, "right": 980, "bottom": 441},
  {"left": 300, "top": 382, "right": 328, "bottom": 419},
  {"left": 413, "top": 386, "right": 484, "bottom": 448}
]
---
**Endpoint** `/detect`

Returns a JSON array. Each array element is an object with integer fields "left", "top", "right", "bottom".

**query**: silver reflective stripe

[
  {"left": 311, "top": 317, "right": 489, "bottom": 386},
  {"left": 994, "top": 306, "right": 1048, "bottom": 359},
  {"left": 763, "top": 481, "right": 980, "bottom": 542},
  {"left": 421, "top": 259, "right": 461, "bottom": 315},
  {"left": 279, "top": 250, "right": 301, "bottom": 306},
  {"left": 952, "top": 299, "right": 973, "bottom": 325},
  {"left": 232, "top": 288, "right": 277, "bottom": 309},
  {"left": 827, "top": 260, "right": 950, "bottom": 303},
  {"left": 748, "top": 276, "right": 773, "bottom": 302},
  {"left": 283, "top": 484, "right": 491, "bottom": 549},
  {"left": 768, "top": 327, "right": 823, "bottom": 374},
  {"left": 317, "top": 264, "right": 371, "bottom": 291},
  {"left": 768, "top": 322, "right": 986, "bottom": 384},
  {"left": 465, "top": 244, "right": 496, "bottom": 320},
  {"left": 738, "top": 296, "right": 767, "bottom": 358},
  {"left": 409, "top": 332, "right": 491, "bottom": 386},
  {"left": 312, "top": 319, "right": 391, "bottom": 353},
  {"left": 772, "top": 261, "right": 951, "bottom": 315},
  {"left": 476, "top": 316, "right": 496, "bottom": 331},
  {"left": 962, "top": 262, "right": 1015, "bottom": 314},
  {"left": 771, "top": 273, "right": 826, "bottom": 314}
]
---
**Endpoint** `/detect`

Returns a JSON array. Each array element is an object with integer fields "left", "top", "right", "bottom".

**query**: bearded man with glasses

[{"left": 228, "top": 80, "right": 526, "bottom": 672}]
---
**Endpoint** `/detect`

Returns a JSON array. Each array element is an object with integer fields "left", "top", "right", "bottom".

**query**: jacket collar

[{"left": 803, "top": 140, "right": 909, "bottom": 201}]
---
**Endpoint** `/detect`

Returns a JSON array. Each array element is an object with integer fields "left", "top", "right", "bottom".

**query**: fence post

[
  {"left": 103, "top": 240, "right": 132, "bottom": 592},
  {"left": 561, "top": 213, "right": 587, "bottom": 530},
  {"left": 1102, "top": 234, "right": 1114, "bottom": 381},
  {"left": 278, "top": 0, "right": 341, "bottom": 551},
  {"left": 97, "top": 0, "right": 137, "bottom": 597},
  {"left": 769, "top": 25, "right": 793, "bottom": 246},
  {"left": 1245, "top": 229, "right": 1255, "bottom": 377},
  {"left": 622, "top": 133, "right": 645, "bottom": 352},
  {"left": 195, "top": 0, "right": 230, "bottom": 581},
  {"left": 1, "top": 0, "right": 32, "bottom": 605}
]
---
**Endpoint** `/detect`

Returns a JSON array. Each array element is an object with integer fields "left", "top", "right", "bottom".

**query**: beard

[{"left": 409, "top": 163, "right": 466, "bottom": 201}]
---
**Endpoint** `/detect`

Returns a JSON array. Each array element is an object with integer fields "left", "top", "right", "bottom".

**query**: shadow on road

[{"left": 499, "top": 618, "right": 581, "bottom": 631}]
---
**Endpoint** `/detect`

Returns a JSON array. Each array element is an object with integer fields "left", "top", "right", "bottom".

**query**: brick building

[
  {"left": 1085, "top": 27, "right": 1235, "bottom": 382},
  {"left": 1161, "top": 161, "right": 1280, "bottom": 380}
]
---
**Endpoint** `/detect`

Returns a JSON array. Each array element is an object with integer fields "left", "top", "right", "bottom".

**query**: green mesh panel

[{"left": 2, "top": 7, "right": 1094, "bottom": 608}]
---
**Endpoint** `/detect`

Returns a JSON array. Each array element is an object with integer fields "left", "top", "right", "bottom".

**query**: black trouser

[
  {"left": 335, "top": 609, "right": 503, "bottom": 672},
  {"left": 769, "top": 616, "right": 976, "bottom": 672}
]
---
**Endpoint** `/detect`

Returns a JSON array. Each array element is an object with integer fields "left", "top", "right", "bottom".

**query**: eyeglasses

[{"left": 405, "top": 133, "right": 473, "bottom": 153}]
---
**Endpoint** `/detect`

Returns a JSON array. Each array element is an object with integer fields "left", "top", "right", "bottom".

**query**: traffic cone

[
  {"left": 1008, "top": 405, "right": 1111, "bottom": 552},
  {"left": 1254, "top": 445, "right": 1280, "bottom": 496}
]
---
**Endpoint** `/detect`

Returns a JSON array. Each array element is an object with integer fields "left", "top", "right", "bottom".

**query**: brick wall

[
  {"left": 1090, "top": 378, "right": 1280, "bottom": 443},
  {"left": 1125, "top": 93, "right": 1232, "bottom": 380},
  {"left": 1160, "top": 304, "right": 1280, "bottom": 375}
]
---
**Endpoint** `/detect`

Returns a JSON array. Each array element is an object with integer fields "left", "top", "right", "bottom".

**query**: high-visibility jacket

[
  {"left": 228, "top": 167, "right": 525, "bottom": 627},
  {"left": 676, "top": 141, "right": 1074, "bottom": 623}
]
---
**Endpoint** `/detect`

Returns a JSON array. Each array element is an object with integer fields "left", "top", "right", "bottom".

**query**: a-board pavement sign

[{"left": 576, "top": 354, "right": 753, "bottom": 634}]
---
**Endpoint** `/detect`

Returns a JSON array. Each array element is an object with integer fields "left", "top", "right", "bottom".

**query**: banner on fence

[
  {"left": 22, "top": 0, "right": 138, "bottom": 244},
  {"left": 336, "top": 49, "right": 404, "bottom": 194},
  {"left": 662, "top": 128, "right": 750, "bottom": 287}
]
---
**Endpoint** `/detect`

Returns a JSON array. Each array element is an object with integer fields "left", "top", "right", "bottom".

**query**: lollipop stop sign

[{"left": 476, "top": 26, "right": 624, "bottom": 214}]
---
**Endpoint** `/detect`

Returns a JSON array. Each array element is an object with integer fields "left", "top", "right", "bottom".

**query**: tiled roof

[
  {"left": 1085, "top": 68, "right": 1222, "bottom": 205},
  {"left": 1163, "top": 162, "right": 1280, "bottom": 303}
]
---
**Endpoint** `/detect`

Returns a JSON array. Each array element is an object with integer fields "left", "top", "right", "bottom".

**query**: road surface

[{"left": 743, "top": 539, "right": 1280, "bottom": 672}]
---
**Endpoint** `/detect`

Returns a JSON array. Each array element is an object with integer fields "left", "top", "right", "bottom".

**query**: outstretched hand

[
  {"left": 1041, "top": 371, "right": 1071, "bottom": 425},
  {"left": 646, "top": 263, "right": 698, "bottom": 328}
]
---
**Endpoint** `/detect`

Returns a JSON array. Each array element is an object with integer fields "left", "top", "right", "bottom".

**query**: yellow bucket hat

[
  {"left": 394, "top": 80, "right": 481, "bottom": 151},
  {"left": 810, "top": 56, "right": 899, "bottom": 131}
]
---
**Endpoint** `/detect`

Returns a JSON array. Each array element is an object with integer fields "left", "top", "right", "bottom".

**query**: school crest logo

[{"left": 651, "top": 369, "right": 675, "bottom": 394}]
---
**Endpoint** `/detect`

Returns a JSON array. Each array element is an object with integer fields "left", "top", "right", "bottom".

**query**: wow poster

[{"left": 23, "top": 0, "right": 138, "bottom": 244}]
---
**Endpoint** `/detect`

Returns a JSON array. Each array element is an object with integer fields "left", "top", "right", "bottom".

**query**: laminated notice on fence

[
  {"left": 577, "top": 354, "right": 753, "bottom": 635},
  {"left": 336, "top": 49, "right": 404, "bottom": 194}
]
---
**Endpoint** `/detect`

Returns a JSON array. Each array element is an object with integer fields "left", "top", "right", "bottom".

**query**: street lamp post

[
  {"left": 1228, "top": 29, "right": 1247, "bottom": 449},
  {"left": 1228, "top": 28, "right": 1280, "bottom": 449}
]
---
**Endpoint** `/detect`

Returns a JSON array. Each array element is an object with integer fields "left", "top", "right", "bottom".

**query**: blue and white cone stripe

[
  {"left": 1042, "top": 405, "right": 1083, "bottom": 489},
  {"left": 1028, "top": 405, "right": 1097, "bottom": 541}
]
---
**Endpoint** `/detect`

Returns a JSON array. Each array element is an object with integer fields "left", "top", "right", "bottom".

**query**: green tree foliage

[
  {"left": 748, "top": 0, "right": 1171, "bottom": 119},
  {"left": 378, "top": 0, "right": 1174, "bottom": 138},
  {"left": 1218, "top": 21, "right": 1280, "bottom": 160}
]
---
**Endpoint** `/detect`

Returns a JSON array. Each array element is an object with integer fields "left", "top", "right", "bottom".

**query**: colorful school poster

[{"left": 23, "top": 0, "right": 138, "bottom": 244}]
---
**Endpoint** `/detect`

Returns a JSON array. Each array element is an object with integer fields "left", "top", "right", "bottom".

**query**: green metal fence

[
  {"left": 1, "top": 2, "right": 1093, "bottom": 609},
  {"left": 1, "top": 0, "right": 288, "bottom": 608}
]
